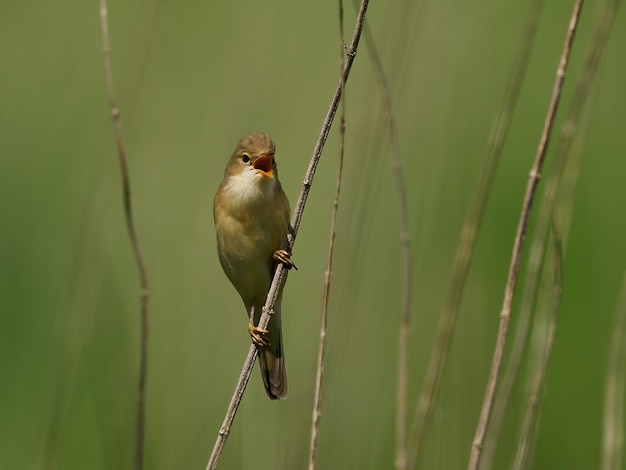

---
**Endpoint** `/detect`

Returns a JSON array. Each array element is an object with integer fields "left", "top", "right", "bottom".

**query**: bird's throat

[{"left": 222, "top": 171, "right": 275, "bottom": 208}]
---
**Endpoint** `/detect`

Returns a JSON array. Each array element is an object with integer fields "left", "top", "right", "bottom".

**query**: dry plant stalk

[
  {"left": 406, "top": 1, "right": 545, "bottom": 466},
  {"left": 599, "top": 21, "right": 625, "bottom": 454},
  {"left": 307, "top": 1, "right": 347, "bottom": 468},
  {"left": 367, "top": 30, "right": 413, "bottom": 470},
  {"left": 98, "top": 2, "right": 150, "bottom": 469},
  {"left": 602, "top": 273, "right": 626, "bottom": 470},
  {"left": 353, "top": 12, "right": 413, "bottom": 470},
  {"left": 206, "top": 2, "right": 369, "bottom": 469},
  {"left": 511, "top": 221, "right": 563, "bottom": 470},
  {"left": 484, "top": 0, "right": 621, "bottom": 463},
  {"left": 467, "top": 1, "right": 584, "bottom": 469}
]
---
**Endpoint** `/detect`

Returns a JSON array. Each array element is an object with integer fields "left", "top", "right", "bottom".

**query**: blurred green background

[{"left": 1, "top": 1, "right": 625, "bottom": 469}]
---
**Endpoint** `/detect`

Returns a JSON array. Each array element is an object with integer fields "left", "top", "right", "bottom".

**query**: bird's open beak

[{"left": 252, "top": 152, "right": 274, "bottom": 179}]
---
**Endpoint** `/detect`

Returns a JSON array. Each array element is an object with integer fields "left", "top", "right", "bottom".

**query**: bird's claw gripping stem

[
  {"left": 273, "top": 249, "right": 297, "bottom": 270},
  {"left": 248, "top": 322, "right": 270, "bottom": 347}
]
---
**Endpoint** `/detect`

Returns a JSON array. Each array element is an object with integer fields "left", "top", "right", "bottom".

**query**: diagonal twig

[
  {"left": 511, "top": 219, "right": 563, "bottom": 470},
  {"left": 205, "top": 2, "right": 369, "bottom": 469},
  {"left": 602, "top": 272, "right": 626, "bottom": 470},
  {"left": 467, "top": 1, "right": 584, "bottom": 468},
  {"left": 351, "top": 6, "right": 413, "bottom": 469},
  {"left": 98, "top": 2, "right": 150, "bottom": 470},
  {"left": 307, "top": 1, "right": 348, "bottom": 468},
  {"left": 406, "top": 0, "right": 545, "bottom": 466},
  {"left": 483, "top": 0, "right": 621, "bottom": 464}
]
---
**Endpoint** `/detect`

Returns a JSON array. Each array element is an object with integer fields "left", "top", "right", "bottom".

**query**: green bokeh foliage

[{"left": 1, "top": 1, "right": 625, "bottom": 469}]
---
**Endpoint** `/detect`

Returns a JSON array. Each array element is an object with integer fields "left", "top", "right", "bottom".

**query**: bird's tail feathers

[{"left": 258, "top": 328, "right": 288, "bottom": 400}]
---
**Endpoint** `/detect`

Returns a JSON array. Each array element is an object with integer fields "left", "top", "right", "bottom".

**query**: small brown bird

[{"left": 213, "top": 132, "right": 294, "bottom": 400}]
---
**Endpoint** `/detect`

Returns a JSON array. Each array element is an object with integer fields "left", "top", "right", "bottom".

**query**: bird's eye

[{"left": 241, "top": 153, "right": 250, "bottom": 164}]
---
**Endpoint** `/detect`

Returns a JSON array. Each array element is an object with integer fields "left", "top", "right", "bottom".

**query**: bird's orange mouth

[{"left": 252, "top": 152, "right": 274, "bottom": 179}]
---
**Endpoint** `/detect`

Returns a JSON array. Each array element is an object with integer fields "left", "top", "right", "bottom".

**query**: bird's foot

[
  {"left": 273, "top": 249, "right": 297, "bottom": 270},
  {"left": 248, "top": 322, "right": 270, "bottom": 347}
]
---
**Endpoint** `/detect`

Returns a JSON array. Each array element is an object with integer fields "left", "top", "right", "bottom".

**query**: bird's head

[{"left": 224, "top": 132, "right": 278, "bottom": 182}]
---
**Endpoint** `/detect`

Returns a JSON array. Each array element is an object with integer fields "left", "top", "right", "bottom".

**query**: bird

[{"left": 213, "top": 132, "right": 295, "bottom": 400}]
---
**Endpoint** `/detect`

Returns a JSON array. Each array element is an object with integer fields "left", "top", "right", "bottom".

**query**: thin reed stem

[
  {"left": 98, "top": 3, "right": 150, "bottom": 469},
  {"left": 602, "top": 273, "right": 626, "bottom": 470},
  {"left": 406, "top": 1, "right": 545, "bottom": 466},
  {"left": 353, "top": 11, "right": 413, "bottom": 470},
  {"left": 467, "top": 2, "right": 584, "bottom": 468},
  {"left": 484, "top": 0, "right": 621, "bottom": 464},
  {"left": 511, "top": 220, "right": 563, "bottom": 470},
  {"left": 206, "top": 2, "right": 370, "bottom": 468},
  {"left": 307, "top": 2, "right": 347, "bottom": 468}
]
